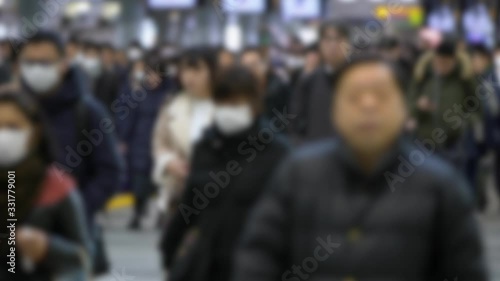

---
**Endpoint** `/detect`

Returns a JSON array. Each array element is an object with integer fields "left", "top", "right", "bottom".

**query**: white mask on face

[
  {"left": 21, "top": 63, "right": 61, "bottom": 94},
  {"left": 127, "top": 48, "right": 143, "bottom": 61},
  {"left": 214, "top": 104, "right": 254, "bottom": 135},
  {"left": 71, "top": 52, "right": 84, "bottom": 66},
  {"left": 0, "top": 129, "right": 31, "bottom": 167},
  {"left": 81, "top": 57, "right": 101, "bottom": 78},
  {"left": 133, "top": 70, "right": 145, "bottom": 81}
]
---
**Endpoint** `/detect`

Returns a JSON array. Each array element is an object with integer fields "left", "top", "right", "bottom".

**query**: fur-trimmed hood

[{"left": 413, "top": 50, "right": 474, "bottom": 82}]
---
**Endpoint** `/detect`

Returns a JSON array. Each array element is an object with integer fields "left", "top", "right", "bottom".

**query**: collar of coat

[{"left": 413, "top": 50, "right": 473, "bottom": 82}]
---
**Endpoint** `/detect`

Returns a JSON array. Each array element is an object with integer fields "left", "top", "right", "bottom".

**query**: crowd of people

[{"left": 0, "top": 20, "right": 498, "bottom": 281}]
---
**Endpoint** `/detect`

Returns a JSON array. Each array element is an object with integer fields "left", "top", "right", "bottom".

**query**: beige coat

[{"left": 151, "top": 92, "right": 213, "bottom": 211}]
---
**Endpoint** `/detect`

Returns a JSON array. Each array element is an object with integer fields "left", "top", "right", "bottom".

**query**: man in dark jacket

[
  {"left": 18, "top": 32, "right": 123, "bottom": 274},
  {"left": 233, "top": 55, "right": 487, "bottom": 281},
  {"left": 289, "top": 22, "right": 351, "bottom": 144}
]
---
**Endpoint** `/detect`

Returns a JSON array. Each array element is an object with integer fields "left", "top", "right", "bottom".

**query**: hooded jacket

[{"left": 409, "top": 51, "right": 483, "bottom": 147}]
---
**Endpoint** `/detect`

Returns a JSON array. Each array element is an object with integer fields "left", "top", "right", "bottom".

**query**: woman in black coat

[
  {"left": 161, "top": 66, "right": 290, "bottom": 281},
  {"left": 0, "top": 92, "right": 92, "bottom": 281}
]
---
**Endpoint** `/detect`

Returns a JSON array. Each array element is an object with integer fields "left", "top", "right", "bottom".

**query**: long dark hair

[{"left": 0, "top": 91, "right": 56, "bottom": 165}]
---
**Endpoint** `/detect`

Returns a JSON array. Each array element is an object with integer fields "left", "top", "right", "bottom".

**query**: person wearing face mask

[
  {"left": 114, "top": 56, "right": 174, "bottom": 230},
  {"left": 65, "top": 35, "right": 84, "bottom": 68},
  {"left": 160, "top": 65, "right": 290, "bottom": 281},
  {"left": 126, "top": 41, "right": 144, "bottom": 63},
  {"left": 0, "top": 92, "right": 92, "bottom": 281},
  {"left": 18, "top": 31, "right": 123, "bottom": 276},
  {"left": 80, "top": 42, "right": 103, "bottom": 86},
  {"left": 232, "top": 55, "right": 487, "bottom": 281},
  {"left": 151, "top": 47, "right": 217, "bottom": 227}
]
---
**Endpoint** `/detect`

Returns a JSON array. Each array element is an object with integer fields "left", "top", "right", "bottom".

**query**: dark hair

[
  {"left": 242, "top": 46, "right": 265, "bottom": 59},
  {"left": 320, "top": 22, "right": 350, "bottom": 41},
  {"left": 469, "top": 43, "right": 492, "bottom": 59},
  {"left": 378, "top": 36, "right": 400, "bottom": 50},
  {"left": 82, "top": 41, "right": 101, "bottom": 52},
  {"left": 436, "top": 37, "right": 457, "bottom": 57},
  {"left": 332, "top": 54, "right": 405, "bottom": 93},
  {"left": 0, "top": 92, "right": 56, "bottom": 165},
  {"left": 128, "top": 40, "right": 143, "bottom": 49},
  {"left": 179, "top": 47, "right": 218, "bottom": 81},
  {"left": 67, "top": 34, "right": 82, "bottom": 46},
  {"left": 21, "top": 31, "right": 65, "bottom": 56},
  {"left": 213, "top": 65, "right": 259, "bottom": 102},
  {"left": 305, "top": 43, "right": 319, "bottom": 53}
]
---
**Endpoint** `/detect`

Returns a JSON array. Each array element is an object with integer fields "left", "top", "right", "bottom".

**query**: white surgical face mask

[
  {"left": 127, "top": 48, "right": 143, "bottom": 61},
  {"left": 214, "top": 104, "right": 254, "bottom": 135},
  {"left": 0, "top": 129, "right": 31, "bottom": 167},
  {"left": 133, "top": 70, "right": 145, "bottom": 81},
  {"left": 81, "top": 57, "right": 101, "bottom": 78},
  {"left": 71, "top": 52, "right": 84, "bottom": 66},
  {"left": 21, "top": 63, "right": 61, "bottom": 94}
]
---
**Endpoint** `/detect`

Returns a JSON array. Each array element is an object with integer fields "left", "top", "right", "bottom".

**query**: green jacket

[{"left": 409, "top": 51, "right": 482, "bottom": 147}]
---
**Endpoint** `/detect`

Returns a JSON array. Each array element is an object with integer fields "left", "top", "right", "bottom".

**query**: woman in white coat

[{"left": 152, "top": 47, "right": 217, "bottom": 220}]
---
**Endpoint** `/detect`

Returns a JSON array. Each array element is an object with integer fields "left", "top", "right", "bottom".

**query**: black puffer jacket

[
  {"left": 233, "top": 139, "right": 488, "bottom": 281},
  {"left": 161, "top": 118, "right": 290, "bottom": 281}
]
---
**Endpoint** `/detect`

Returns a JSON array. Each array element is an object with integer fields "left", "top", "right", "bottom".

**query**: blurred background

[{"left": 0, "top": 0, "right": 499, "bottom": 281}]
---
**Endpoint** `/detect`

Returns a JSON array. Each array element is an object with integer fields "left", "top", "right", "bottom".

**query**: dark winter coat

[
  {"left": 24, "top": 67, "right": 123, "bottom": 218},
  {"left": 161, "top": 118, "right": 291, "bottom": 281},
  {"left": 289, "top": 66, "right": 335, "bottom": 144},
  {"left": 116, "top": 80, "right": 171, "bottom": 173},
  {"left": 233, "top": 138, "right": 487, "bottom": 281}
]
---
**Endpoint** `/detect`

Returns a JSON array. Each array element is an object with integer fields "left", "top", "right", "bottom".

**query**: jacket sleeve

[
  {"left": 232, "top": 161, "right": 294, "bottom": 281},
  {"left": 288, "top": 73, "right": 312, "bottom": 138},
  {"left": 159, "top": 139, "right": 207, "bottom": 270},
  {"left": 434, "top": 173, "right": 488, "bottom": 281},
  {"left": 42, "top": 191, "right": 92, "bottom": 279},
  {"left": 151, "top": 98, "right": 178, "bottom": 187},
  {"left": 81, "top": 100, "right": 124, "bottom": 218}
]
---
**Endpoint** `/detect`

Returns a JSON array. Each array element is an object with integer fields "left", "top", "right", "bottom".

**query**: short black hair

[
  {"left": 213, "top": 65, "right": 259, "bottom": 102},
  {"left": 67, "top": 34, "right": 81, "bottom": 45},
  {"left": 320, "top": 22, "right": 350, "bottom": 41},
  {"left": 332, "top": 53, "right": 405, "bottom": 93},
  {"left": 22, "top": 31, "right": 65, "bottom": 56},
  {"left": 378, "top": 36, "right": 400, "bottom": 50},
  {"left": 469, "top": 43, "right": 492, "bottom": 59},
  {"left": 180, "top": 47, "right": 218, "bottom": 81},
  {"left": 435, "top": 37, "right": 457, "bottom": 57},
  {"left": 241, "top": 46, "right": 264, "bottom": 58}
]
